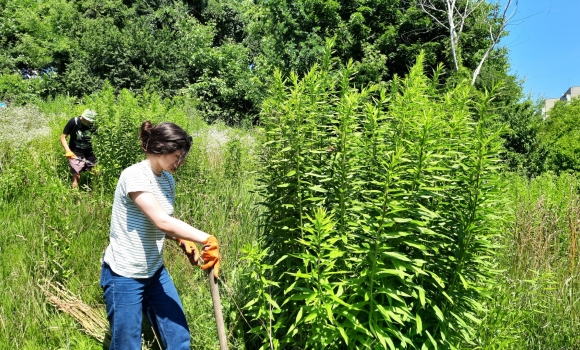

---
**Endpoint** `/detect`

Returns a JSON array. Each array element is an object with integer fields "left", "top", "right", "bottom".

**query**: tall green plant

[
  {"left": 88, "top": 84, "right": 199, "bottom": 191},
  {"left": 244, "top": 43, "right": 505, "bottom": 349}
]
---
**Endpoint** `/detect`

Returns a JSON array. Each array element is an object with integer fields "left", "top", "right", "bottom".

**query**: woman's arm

[{"left": 129, "top": 191, "right": 210, "bottom": 244}]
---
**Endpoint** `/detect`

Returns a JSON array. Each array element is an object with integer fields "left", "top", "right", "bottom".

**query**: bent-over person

[{"left": 59, "top": 109, "right": 98, "bottom": 188}]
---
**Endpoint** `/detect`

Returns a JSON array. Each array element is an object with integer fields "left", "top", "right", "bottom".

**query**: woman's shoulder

[{"left": 120, "top": 161, "right": 148, "bottom": 179}]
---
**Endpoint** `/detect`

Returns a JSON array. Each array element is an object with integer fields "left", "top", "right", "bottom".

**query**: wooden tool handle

[{"left": 208, "top": 268, "right": 228, "bottom": 350}]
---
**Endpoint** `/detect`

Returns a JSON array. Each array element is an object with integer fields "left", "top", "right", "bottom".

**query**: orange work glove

[
  {"left": 178, "top": 239, "right": 200, "bottom": 266},
  {"left": 65, "top": 151, "right": 76, "bottom": 159},
  {"left": 201, "top": 235, "right": 220, "bottom": 278}
]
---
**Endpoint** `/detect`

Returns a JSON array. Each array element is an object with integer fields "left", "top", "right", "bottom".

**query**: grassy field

[
  {"left": 0, "top": 99, "right": 261, "bottom": 349},
  {"left": 0, "top": 96, "right": 578, "bottom": 349}
]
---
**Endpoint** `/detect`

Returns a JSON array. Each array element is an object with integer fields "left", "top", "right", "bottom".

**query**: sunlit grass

[
  {"left": 0, "top": 99, "right": 261, "bottom": 349},
  {"left": 475, "top": 173, "right": 580, "bottom": 349},
  {"left": 1, "top": 93, "right": 577, "bottom": 349}
]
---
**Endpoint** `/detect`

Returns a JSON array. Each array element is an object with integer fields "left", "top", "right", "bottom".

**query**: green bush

[
  {"left": 538, "top": 98, "right": 580, "bottom": 173},
  {"left": 87, "top": 83, "right": 201, "bottom": 192},
  {"left": 242, "top": 45, "right": 505, "bottom": 349}
]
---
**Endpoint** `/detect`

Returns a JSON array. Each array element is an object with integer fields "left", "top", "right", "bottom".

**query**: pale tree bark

[{"left": 418, "top": 0, "right": 517, "bottom": 85}]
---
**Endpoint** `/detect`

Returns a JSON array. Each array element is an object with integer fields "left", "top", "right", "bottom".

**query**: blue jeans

[{"left": 100, "top": 263, "right": 190, "bottom": 350}]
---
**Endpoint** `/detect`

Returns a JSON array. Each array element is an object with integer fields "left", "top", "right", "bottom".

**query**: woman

[{"left": 100, "top": 121, "right": 220, "bottom": 349}]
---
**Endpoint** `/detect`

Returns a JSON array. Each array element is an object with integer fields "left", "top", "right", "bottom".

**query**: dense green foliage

[
  {"left": 249, "top": 0, "right": 503, "bottom": 85},
  {"left": 1, "top": 0, "right": 578, "bottom": 349},
  {"left": 242, "top": 48, "right": 505, "bottom": 349},
  {"left": 537, "top": 98, "right": 580, "bottom": 174},
  {"left": 0, "top": 0, "right": 534, "bottom": 128},
  {"left": 1, "top": 90, "right": 578, "bottom": 349},
  {"left": 0, "top": 0, "right": 260, "bottom": 123}
]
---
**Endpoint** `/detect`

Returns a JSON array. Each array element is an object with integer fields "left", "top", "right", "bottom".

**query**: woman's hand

[
  {"left": 178, "top": 239, "right": 200, "bottom": 266},
  {"left": 201, "top": 235, "right": 220, "bottom": 278}
]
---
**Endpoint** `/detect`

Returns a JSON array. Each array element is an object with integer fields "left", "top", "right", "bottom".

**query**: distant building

[{"left": 542, "top": 86, "right": 580, "bottom": 116}]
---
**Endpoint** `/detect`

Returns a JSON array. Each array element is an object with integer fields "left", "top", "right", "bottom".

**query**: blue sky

[{"left": 500, "top": 0, "right": 580, "bottom": 101}]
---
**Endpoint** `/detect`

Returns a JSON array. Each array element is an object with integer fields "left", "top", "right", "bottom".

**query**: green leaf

[
  {"left": 289, "top": 272, "right": 312, "bottom": 279},
  {"left": 373, "top": 326, "right": 393, "bottom": 350},
  {"left": 459, "top": 273, "right": 469, "bottom": 289},
  {"left": 463, "top": 311, "right": 481, "bottom": 324},
  {"left": 382, "top": 251, "right": 412, "bottom": 262},
  {"left": 376, "top": 304, "right": 404, "bottom": 325},
  {"left": 304, "top": 312, "right": 317, "bottom": 323},
  {"left": 275, "top": 255, "right": 288, "bottom": 265},
  {"left": 327, "top": 250, "right": 345, "bottom": 259},
  {"left": 429, "top": 271, "right": 446, "bottom": 288},
  {"left": 432, "top": 304, "right": 444, "bottom": 321},
  {"left": 243, "top": 298, "right": 258, "bottom": 309},
  {"left": 308, "top": 185, "right": 327, "bottom": 193},
  {"left": 338, "top": 326, "right": 349, "bottom": 345},
  {"left": 416, "top": 313, "right": 423, "bottom": 334},
  {"left": 295, "top": 307, "right": 304, "bottom": 323},
  {"left": 284, "top": 281, "right": 297, "bottom": 295},
  {"left": 426, "top": 330, "right": 438, "bottom": 350}
]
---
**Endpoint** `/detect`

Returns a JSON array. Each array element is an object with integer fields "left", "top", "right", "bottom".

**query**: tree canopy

[
  {"left": 0, "top": 0, "right": 525, "bottom": 121},
  {"left": 538, "top": 98, "right": 580, "bottom": 173}
]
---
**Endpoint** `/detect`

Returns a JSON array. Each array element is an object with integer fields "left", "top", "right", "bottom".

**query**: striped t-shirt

[{"left": 103, "top": 160, "right": 175, "bottom": 278}]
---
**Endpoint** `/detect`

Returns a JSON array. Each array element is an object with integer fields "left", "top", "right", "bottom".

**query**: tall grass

[
  {"left": 0, "top": 92, "right": 261, "bottom": 349},
  {"left": 475, "top": 172, "right": 580, "bottom": 349}
]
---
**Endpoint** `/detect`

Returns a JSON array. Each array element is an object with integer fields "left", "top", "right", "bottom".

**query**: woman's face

[{"left": 159, "top": 150, "right": 186, "bottom": 173}]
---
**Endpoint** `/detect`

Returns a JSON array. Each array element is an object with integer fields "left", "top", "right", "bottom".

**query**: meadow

[
  {"left": 0, "top": 74, "right": 578, "bottom": 349},
  {"left": 0, "top": 93, "right": 261, "bottom": 349}
]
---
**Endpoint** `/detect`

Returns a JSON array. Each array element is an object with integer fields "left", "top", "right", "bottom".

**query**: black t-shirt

[{"left": 63, "top": 117, "right": 96, "bottom": 158}]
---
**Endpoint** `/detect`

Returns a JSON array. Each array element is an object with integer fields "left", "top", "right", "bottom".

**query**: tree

[
  {"left": 418, "top": 0, "right": 517, "bottom": 85},
  {"left": 537, "top": 98, "right": 580, "bottom": 173},
  {"left": 0, "top": 0, "right": 261, "bottom": 124},
  {"left": 248, "top": 0, "right": 519, "bottom": 92}
]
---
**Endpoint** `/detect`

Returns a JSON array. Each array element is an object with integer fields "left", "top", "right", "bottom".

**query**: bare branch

[
  {"left": 418, "top": 0, "right": 449, "bottom": 29},
  {"left": 418, "top": 0, "right": 518, "bottom": 84},
  {"left": 472, "top": 0, "right": 518, "bottom": 85}
]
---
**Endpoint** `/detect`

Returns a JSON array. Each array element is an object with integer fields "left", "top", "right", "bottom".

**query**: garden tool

[
  {"left": 179, "top": 236, "right": 227, "bottom": 349},
  {"left": 201, "top": 235, "right": 227, "bottom": 349},
  {"left": 207, "top": 265, "right": 228, "bottom": 350},
  {"left": 76, "top": 157, "right": 97, "bottom": 167},
  {"left": 65, "top": 153, "right": 97, "bottom": 167}
]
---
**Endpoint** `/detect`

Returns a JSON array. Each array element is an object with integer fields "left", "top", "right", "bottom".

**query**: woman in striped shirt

[{"left": 100, "top": 121, "right": 220, "bottom": 350}]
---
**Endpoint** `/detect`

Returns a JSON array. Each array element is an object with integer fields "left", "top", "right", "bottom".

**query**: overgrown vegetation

[
  {"left": 476, "top": 173, "right": 580, "bottom": 349},
  {"left": 1, "top": 0, "right": 578, "bottom": 349},
  {"left": 242, "top": 46, "right": 507, "bottom": 349},
  {"left": 0, "top": 96, "right": 260, "bottom": 349}
]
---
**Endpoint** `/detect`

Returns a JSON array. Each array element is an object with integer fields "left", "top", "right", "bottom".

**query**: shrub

[
  {"left": 88, "top": 84, "right": 201, "bottom": 191},
  {"left": 242, "top": 44, "right": 505, "bottom": 349}
]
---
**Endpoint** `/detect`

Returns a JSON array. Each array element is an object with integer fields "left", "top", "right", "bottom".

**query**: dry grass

[
  {"left": 39, "top": 280, "right": 108, "bottom": 343},
  {"left": 39, "top": 280, "right": 164, "bottom": 349}
]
